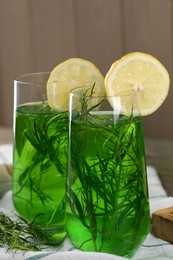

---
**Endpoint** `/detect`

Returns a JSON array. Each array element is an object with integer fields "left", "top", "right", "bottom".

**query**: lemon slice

[
  {"left": 47, "top": 58, "right": 104, "bottom": 111},
  {"left": 105, "top": 52, "right": 170, "bottom": 116}
]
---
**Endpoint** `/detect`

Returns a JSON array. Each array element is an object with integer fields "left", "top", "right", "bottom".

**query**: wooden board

[{"left": 152, "top": 207, "right": 173, "bottom": 243}]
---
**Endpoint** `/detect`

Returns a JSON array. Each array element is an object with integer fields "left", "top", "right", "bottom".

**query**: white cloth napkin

[
  {"left": 0, "top": 144, "right": 13, "bottom": 164},
  {"left": 0, "top": 144, "right": 173, "bottom": 259},
  {"left": 0, "top": 144, "right": 13, "bottom": 197}
]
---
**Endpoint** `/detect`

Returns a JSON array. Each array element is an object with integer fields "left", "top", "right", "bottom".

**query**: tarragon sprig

[{"left": 0, "top": 212, "right": 45, "bottom": 252}]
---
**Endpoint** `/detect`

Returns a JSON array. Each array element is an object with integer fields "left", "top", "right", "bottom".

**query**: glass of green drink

[
  {"left": 12, "top": 73, "right": 68, "bottom": 244},
  {"left": 66, "top": 85, "right": 150, "bottom": 258}
]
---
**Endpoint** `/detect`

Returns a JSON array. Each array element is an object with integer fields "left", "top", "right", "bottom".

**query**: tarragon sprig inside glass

[
  {"left": 12, "top": 74, "right": 68, "bottom": 244},
  {"left": 66, "top": 85, "right": 150, "bottom": 258}
]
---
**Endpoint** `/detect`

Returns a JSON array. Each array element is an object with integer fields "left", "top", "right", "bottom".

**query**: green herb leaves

[{"left": 0, "top": 212, "right": 44, "bottom": 251}]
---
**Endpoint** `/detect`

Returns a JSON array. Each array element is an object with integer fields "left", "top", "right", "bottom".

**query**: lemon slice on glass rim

[
  {"left": 47, "top": 58, "right": 104, "bottom": 111},
  {"left": 105, "top": 52, "right": 170, "bottom": 116}
]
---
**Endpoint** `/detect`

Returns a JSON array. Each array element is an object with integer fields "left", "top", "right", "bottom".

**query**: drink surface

[
  {"left": 67, "top": 112, "right": 150, "bottom": 257},
  {"left": 12, "top": 102, "right": 68, "bottom": 244}
]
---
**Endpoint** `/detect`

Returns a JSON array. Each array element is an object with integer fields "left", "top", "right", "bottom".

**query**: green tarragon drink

[
  {"left": 12, "top": 60, "right": 105, "bottom": 247},
  {"left": 12, "top": 102, "right": 68, "bottom": 244},
  {"left": 67, "top": 108, "right": 150, "bottom": 258},
  {"left": 66, "top": 85, "right": 150, "bottom": 258}
]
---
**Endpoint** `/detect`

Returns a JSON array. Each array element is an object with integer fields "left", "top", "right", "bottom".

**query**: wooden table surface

[{"left": 1, "top": 127, "right": 173, "bottom": 196}]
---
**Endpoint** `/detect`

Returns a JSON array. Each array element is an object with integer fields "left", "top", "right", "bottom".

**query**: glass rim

[
  {"left": 70, "top": 85, "right": 138, "bottom": 98},
  {"left": 14, "top": 72, "right": 51, "bottom": 85},
  {"left": 15, "top": 72, "right": 71, "bottom": 87}
]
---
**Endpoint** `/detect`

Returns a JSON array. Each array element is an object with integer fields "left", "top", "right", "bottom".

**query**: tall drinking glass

[
  {"left": 66, "top": 85, "right": 150, "bottom": 258},
  {"left": 12, "top": 73, "right": 68, "bottom": 244}
]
